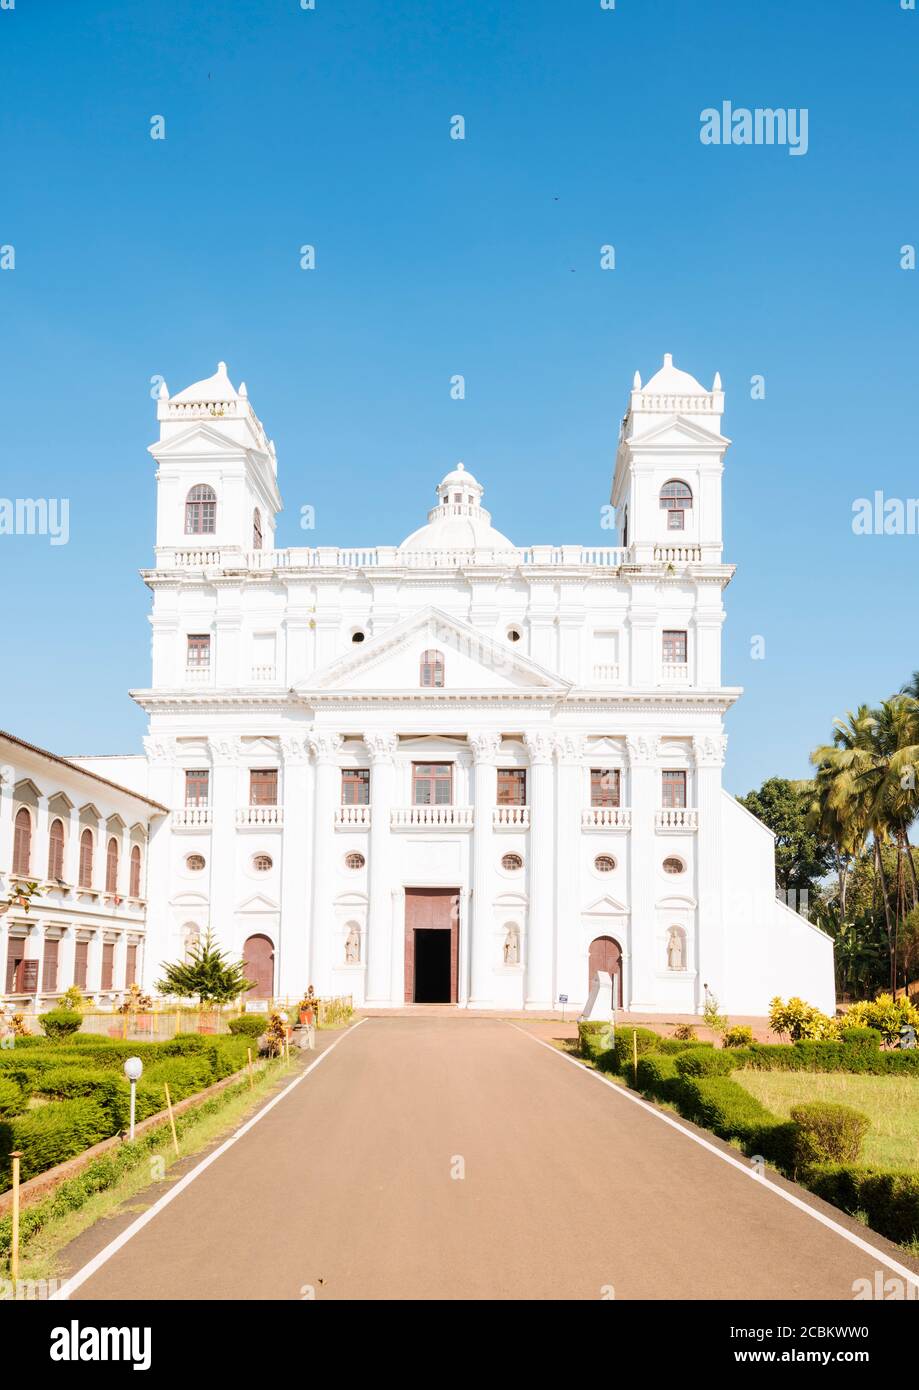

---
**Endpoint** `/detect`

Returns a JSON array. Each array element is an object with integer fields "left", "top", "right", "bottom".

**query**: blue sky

[{"left": 1, "top": 0, "right": 916, "bottom": 792}]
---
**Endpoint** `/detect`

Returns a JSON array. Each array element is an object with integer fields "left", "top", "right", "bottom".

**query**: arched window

[
  {"left": 105, "top": 837, "right": 119, "bottom": 894},
  {"left": 130, "top": 844, "right": 142, "bottom": 896},
  {"left": 12, "top": 808, "right": 31, "bottom": 875},
  {"left": 48, "top": 818, "right": 65, "bottom": 880},
  {"left": 659, "top": 479, "right": 693, "bottom": 531},
  {"left": 185, "top": 484, "right": 216, "bottom": 535},
  {"left": 79, "top": 828, "right": 94, "bottom": 888},
  {"left": 252, "top": 507, "right": 263, "bottom": 550},
  {"left": 666, "top": 926, "right": 687, "bottom": 971},
  {"left": 420, "top": 649, "right": 444, "bottom": 688}
]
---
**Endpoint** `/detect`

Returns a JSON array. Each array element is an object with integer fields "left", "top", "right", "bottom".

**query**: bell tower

[
  {"left": 611, "top": 353, "right": 729, "bottom": 564},
  {"left": 149, "top": 361, "right": 282, "bottom": 564}
]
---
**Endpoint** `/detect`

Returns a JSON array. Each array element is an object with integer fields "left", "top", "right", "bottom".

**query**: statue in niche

[
  {"left": 667, "top": 927, "right": 684, "bottom": 971},
  {"left": 503, "top": 925, "right": 520, "bottom": 966},
  {"left": 344, "top": 925, "right": 361, "bottom": 965}
]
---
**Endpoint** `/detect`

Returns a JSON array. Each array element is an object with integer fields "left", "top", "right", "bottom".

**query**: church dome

[
  {"left": 400, "top": 463, "right": 516, "bottom": 551},
  {"left": 639, "top": 352, "right": 708, "bottom": 396},
  {"left": 171, "top": 361, "right": 239, "bottom": 404}
]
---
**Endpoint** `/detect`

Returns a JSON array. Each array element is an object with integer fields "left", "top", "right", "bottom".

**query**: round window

[
  {"left": 594, "top": 854, "right": 616, "bottom": 873},
  {"left": 252, "top": 854, "right": 273, "bottom": 872},
  {"left": 501, "top": 853, "right": 524, "bottom": 871},
  {"left": 663, "top": 856, "right": 685, "bottom": 875},
  {"left": 351, "top": 630, "right": 365, "bottom": 643},
  {"left": 185, "top": 854, "right": 206, "bottom": 872},
  {"left": 507, "top": 627, "right": 522, "bottom": 643},
  {"left": 345, "top": 852, "right": 366, "bottom": 870}
]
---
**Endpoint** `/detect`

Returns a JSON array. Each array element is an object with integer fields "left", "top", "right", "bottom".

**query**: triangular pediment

[
  {"left": 298, "top": 608, "right": 571, "bottom": 697},
  {"left": 148, "top": 420, "right": 265, "bottom": 460},
  {"left": 583, "top": 893, "right": 628, "bottom": 915},
  {"left": 630, "top": 415, "right": 731, "bottom": 450},
  {"left": 237, "top": 892, "right": 280, "bottom": 913}
]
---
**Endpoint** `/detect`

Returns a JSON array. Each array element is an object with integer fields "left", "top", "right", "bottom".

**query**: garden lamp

[{"left": 123, "top": 1056, "right": 143, "bottom": 1140}]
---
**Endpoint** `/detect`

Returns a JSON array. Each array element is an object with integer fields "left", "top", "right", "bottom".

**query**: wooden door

[
  {"left": 404, "top": 889, "right": 459, "bottom": 1003},
  {"left": 243, "top": 934, "right": 275, "bottom": 1000},
  {"left": 588, "top": 935, "right": 622, "bottom": 1007}
]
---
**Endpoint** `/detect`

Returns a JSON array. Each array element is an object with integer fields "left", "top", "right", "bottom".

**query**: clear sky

[{"left": 1, "top": 0, "right": 916, "bottom": 793}]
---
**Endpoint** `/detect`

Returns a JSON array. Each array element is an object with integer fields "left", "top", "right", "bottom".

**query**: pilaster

[
  {"left": 523, "top": 731, "right": 555, "bottom": 1009},
  {"left": 468, "top": 730, "right": 501, "bottom": 1007},
  {"left": 364, "top": 731, "right": 398, "bottom": 1004}
]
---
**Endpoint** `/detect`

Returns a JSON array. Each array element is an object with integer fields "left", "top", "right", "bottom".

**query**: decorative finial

[
  {"left": 158, "top": 380, "right": 169, "bottom": 400},
  {"left": 217, "top": 360, "right": 227, "bottom": 373},
  {"left": 239, "top": 381, "right": 248, "bottom": 398},
  {"left": 663, "top": 352, "right": 673, "bottom": 367},
  {"left": 713, "top": 371, "right": 722, "bottom": 390},
  {"left": 632, "top": 370, "right": 641, "bottom": 390},
  {"left": 457, "top": 462, "right": 465, "bottom": 471}
]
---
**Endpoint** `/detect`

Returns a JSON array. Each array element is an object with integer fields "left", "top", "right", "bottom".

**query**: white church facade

[{"left": 1, "top": 354, "right": 836, "bottom": 1016}]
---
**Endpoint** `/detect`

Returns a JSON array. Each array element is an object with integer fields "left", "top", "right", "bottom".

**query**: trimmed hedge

[
  {"left": 227, "top": 1015, "right": 268, "bottom": 1039},
  {"left": 38, "top": 1009, "right": 83, "bottom": 1042},
  {"left": 0, "top": 1078, "right": 26, "bottom": 1117},
  {"left": 674, "top": 1047, "right": 736, "bottom": 1078},
  {"left": 790, "top": 1101, "right": 869, "bottom": 1166},
  {"left": 634, "top": 1053, "right": 681, "bottom": 1099},
  {"left": 0, "top": 1099, "right": 111, "bottom": 1186},
  {"left": 807, "top": 1166, "right": 919, "bottom": 1247}
]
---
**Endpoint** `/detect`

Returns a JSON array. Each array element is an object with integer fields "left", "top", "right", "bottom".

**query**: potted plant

[{"left": 298, "top": 985, "right": 320, "bottom": 1026}]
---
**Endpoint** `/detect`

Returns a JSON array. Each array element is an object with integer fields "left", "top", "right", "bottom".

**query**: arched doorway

[
  {"left": 588, "top": 935, "right": 622, "bottom": 1007},
  {"left": 242, "top": 933, "right": 275, "bottom": 999}
]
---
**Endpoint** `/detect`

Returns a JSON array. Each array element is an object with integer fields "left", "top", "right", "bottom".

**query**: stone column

[
  {"left": 364, "top": 731, "right": 398, "bottom": 1005},
  {"left": 693, "top": 733, "right": 727, "bottom": 1015},
  {"left": 467, "top": 731, "right": 500, "bottom": 1008},
  {"left": 207, "top": 737, "right": 241, "bottom": 954},
  {"left": 523, "top": 731, "right": 555, "bottom": 1009},
  {"left": 307, "top": 732, "right": 343, "bottom": 994},
  {"left": 457, "top": 886, "right": 470, "bottom": 1005},
  {"left": 626, "top": 734, "right": 660, "bottom": 1009},
  {"left": 554, "top": 734, "right": 584, "bottom": 1004},
  {"left": 278, "top": 735, "right": 314, "bottom": 999},
  {"left": 390, "top": 885, "right": 406, "bottom": 1004}
]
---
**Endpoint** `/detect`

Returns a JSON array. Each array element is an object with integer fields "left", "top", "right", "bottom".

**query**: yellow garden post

[{"left": 10, "top": 1150, "right": 22, "bottom": 1286}]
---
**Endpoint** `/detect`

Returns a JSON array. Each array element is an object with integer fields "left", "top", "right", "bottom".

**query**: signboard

[
  {"left": 558, "top": 994, "right": 568, "bottom": 1004},
  {"left": 244, "top": 999, "right": 270, "bottom": 1014}
]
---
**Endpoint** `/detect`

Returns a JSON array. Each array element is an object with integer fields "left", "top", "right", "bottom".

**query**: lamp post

[{"left": 123, "top": 1056, "right": 143, "bottom": 1140}]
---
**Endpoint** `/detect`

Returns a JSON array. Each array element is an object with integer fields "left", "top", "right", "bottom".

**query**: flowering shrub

[
  {"left": 844, "top": 994, "right": 919, "bottom": 1047},
  {"left": 768, "top": 996, "right": 838, "bottom": 1042}
]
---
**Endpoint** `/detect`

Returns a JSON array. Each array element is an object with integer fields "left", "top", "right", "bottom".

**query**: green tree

[
  {"left": 736, "top": 777, "right": 833, "bottom": 895},
  {"left": 156, "top": 930, "right": 254, "bottom": 1006}
]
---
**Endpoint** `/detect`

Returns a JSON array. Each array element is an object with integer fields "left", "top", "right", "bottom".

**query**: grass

[
  {"left": 734, "top": 1069, "right": 919, "bottom": 1171},
  {"left": 7, "top": 1048, "right": 309, "bottom": 1286}
]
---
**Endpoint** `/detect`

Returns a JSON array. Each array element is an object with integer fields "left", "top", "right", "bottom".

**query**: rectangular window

[
  {"left": 101, "top": 942, "right": 114, "bottom": 991},
  {"left": 412, "top": 763, "right": 453, "bottom": 806},
  {"left": 185, "top": 770, "right": 210, "bottom": 807},
  {"left": 661, "top": 770, "right": 687, "bottom": 809},
  {"left": 249, "top": 769, "right": 279, "bottom": 805},
  {"left": 662, "top": 630, "right": 688, "bottom": 664},
  {"left": 187, "top": 634, "right": 211, "bottom": 667},
  {"left": 42, "top": 938, "right": 59, "bottom": 993},
  {"left": 590, "top": 768, "right": 621, "bottom": 808},
  {"left": 74, "top": 940, "right": 89, "bottom": 990},
  {"left": 5, "top": 941, "right": 24, "bottom": 994},
  {"left": 496, "top": 769, "right": 527, "bottom": 805},
  {"left": 667, "top": 509, "right": 685, "bottom": 530},
  {"left": 341, "top": 769, "right": 370, "bottom": 805},
  {"left": 126, "top": 943, "right": 138, "bottom": 988}
]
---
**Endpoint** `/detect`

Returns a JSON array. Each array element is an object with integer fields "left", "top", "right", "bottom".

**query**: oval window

[
  {"left": 253, "top": 854, "right": 273, "bottom": 872},
  {"left": 594, "top": 854, "right": 616, "bottom": 873},
  {"left": 345, "top": 852, "right": 366, "bottom": 870},
  {"left": 501, "top": 853, "right": 523, "bottom": 871},
  {"left": 663, "top": 856, "right": 685, "bottom": 874},
  {"left": 185, "top": 854, "right": 206, "bottom": 872}
]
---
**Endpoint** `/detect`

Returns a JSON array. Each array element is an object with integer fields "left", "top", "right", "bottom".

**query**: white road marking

[
  {"left": 509, "top": 1023, "right": 919, "bottom": 1292},
  {"left": 50, "top": 1019, "right": 367, "bottom": 1300}
]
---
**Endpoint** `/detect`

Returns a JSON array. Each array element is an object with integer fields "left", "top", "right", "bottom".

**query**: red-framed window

[
  {"left": 249, "top": 769, "right": 278, "bottom": 806},
  {"left": 590, "top": 768, "right": 621, "bottom": 808},
  {"left": 412, "top": 763, "right": 453, "bottom": 805},
  {"left": 341, "top": 769, "right": 370, "bottom": 805},
  {"left": 101, "top": 942, "right": 114, "bottom": 992},
  {"left": 185, "top": 483, "right": 216, "bottom": 535},
  {"left": 126, "top": 942, "right": 138, "bottom": 988},
  {"left": 74, "top": 940, "right": 88, "bottom": 990},
  {"left": 661, "top": 770, "right": 688, "bottom": 809},
  {"left": 129, "top": 844, "right": 142, "bottom": 897},
  {"left": 42, "top": 937, "right": 59, "bottom": 992},
  {"left": 12, "top": 807, "right": 32, "bottom": 875},
  {"left": 660, "top": 479, "right": 692, "bottom": 530},
  {"left": 420, "top": 649, "right": 445, "bottom": 688},
  {"left": 78, "top": 828, "right": 94, "bottom": 888},
  {"left": 496, "top": 769, "right": 527, "bottom": 805},
  {"left": 662, "top": 630, "right": 687, "bottom": 664},
  {"left": 187, "top": 634, "right": 211, "bottom": 667},
  {"left": 48, "top": 817, "right": 65, "bottom": 879},
  {"left": 185, "top": 771, "right": 210, "bottom": 807},
  {"left": 105, "top": 837, "right": 119, "bottom": 894}
]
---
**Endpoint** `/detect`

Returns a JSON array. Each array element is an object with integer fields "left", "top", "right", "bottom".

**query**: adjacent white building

[
  {"left": 0, "top": 731, "right": 165, "bottom": 1011},
  {"left": 113, "top": 353, "right": 835, "bottom": 1016}
]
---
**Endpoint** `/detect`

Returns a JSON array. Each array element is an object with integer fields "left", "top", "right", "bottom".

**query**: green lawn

[{"left": 734, "top": 1070, "right": 919, "bottom": 1172}]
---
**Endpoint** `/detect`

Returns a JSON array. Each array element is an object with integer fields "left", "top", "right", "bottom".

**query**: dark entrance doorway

[
  {"left": 242, "top": 933, "right": 275, "bottom": 999},
  {"left": 588, "top": 935, "right": 623, "bottom": 1008},
  {"left": 404, "top": 888, "right": 459, "bottom": 1003}
]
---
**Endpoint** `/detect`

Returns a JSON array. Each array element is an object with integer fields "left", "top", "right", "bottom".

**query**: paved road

[{"left": 60, "top": 1017, "right": 916, "bottom": 1300}]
